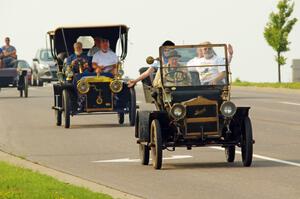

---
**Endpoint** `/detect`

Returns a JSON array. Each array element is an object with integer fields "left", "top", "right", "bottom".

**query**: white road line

[
  {"left": 279, "top": 101, "right": 300, "bottom": 106},
  {"left": 210, "top": 147, "right": 300, "bottom": 167},
  {"left": 92, "top": 155, "right": 193, "bottom": 163}
]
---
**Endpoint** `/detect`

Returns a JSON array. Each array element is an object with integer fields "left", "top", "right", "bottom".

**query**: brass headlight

[
  {"left": 77, "top": 80, "right": 90, "bottom": 94},
  {"left": 220, "top": 101, "right": 237, "bottom": 118},
  {"left": 110, "top": 80, "right": 123, "bottom": 93},
  {"left": 170, "top": 103, "right": 186, "bottom": 120}
]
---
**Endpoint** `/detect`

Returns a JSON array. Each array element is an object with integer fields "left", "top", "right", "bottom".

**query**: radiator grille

[{"left": 85, "top": 82, "right": 113, "bottom": 111}]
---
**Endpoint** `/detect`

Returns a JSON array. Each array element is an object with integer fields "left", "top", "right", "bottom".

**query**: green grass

[
  {"left": 232, "top": 79, "right": 300, "bottom": 89},
  {"left": 0, "top": 161, "right": 113, "bottom": 199}
]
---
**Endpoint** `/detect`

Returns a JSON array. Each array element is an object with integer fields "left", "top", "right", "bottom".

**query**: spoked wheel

[
  {"left": 55, "top": 110, "right": 62, "bottom": 126},
  {"left": 139, "top": 144, "right": 150, "bottom": 165},
  {"left": 62, "top": 90, "right": 71, "bottom": 128},
  {"left": 241, "top": 117, "right": 253, "bottom": 167},
  {"left": 31, "top": 73, "right": 37, "bottom": 86},
  {"left": 37, "top": 77, "right": 43, "bottom": 87},
  {"left": 150, "top": 119, "right": 162, "bottom": 169},
  {"left": 118, "top": 112, "right": 124, "bottom": 124},
  {"left": 129, "top": 88, "right": 136, "bottom": 126},
  {"left": 24, "top": 77, "right": 28, "bottom": 98},
  {"left": 19, "top": 89, "right": 23, "bottom": 97},
  {"left": 225, "top": 146, "right": 235, "bottom": 163}
]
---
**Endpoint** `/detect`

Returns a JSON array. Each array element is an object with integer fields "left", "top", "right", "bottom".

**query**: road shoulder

[{"left": 0, "top": 149, "right": 142, "bottom": 199}]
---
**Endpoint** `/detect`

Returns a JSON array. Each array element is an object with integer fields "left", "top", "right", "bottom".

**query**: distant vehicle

[
  {"left": 0, "top": 59, "right": 31, "bottom": 97},
  {"left": 135, "top": 44, "right": 254, "bottom": 169},
  {"left": 31, "top": 48, "right": 57, "bottom": 86}
]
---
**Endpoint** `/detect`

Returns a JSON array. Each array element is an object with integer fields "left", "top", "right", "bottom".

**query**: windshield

[
  {"left": 40, "top": 49, "right": 54, "bottom": 61},
  {"left": 159, "top": 44, "right": 228, "bottom": 87}
]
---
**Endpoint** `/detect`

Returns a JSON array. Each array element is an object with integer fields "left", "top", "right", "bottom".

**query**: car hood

[{"left": 41, "top": 60, "right": 56, "bottom": 66}]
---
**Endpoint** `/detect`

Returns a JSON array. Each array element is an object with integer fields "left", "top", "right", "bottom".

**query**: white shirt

[
  {"left": 92, "top": 50, "right": 118, "bottom": 72},
  {"left": 187, "top": 55, "right": 226, "bottom": 84}
]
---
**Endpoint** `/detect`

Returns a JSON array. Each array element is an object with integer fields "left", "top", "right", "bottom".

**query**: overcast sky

[{"left": 1, "top": 0, "right": 299, "bottom": 82}]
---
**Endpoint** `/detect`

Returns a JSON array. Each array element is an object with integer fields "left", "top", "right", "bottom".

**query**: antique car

[
  {"left": 31, "top": 48, "right": 57, "bottom": 86},
  {"left": 135, "top": 44, "right": 254, "bottom": 169},
  {"left": 0, "top": 59, "right": 30, "bottom": 97},
  {"left": 48, "top": 25, "right": 136, "bottom": 128}
]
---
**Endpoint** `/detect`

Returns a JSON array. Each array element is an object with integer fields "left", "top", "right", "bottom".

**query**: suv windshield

[
  {"left": 40, "top": 49, "right": 54, "bottom": 61},
  {"left": 159, "top": 44, "right": 228, "bottom": 87}
]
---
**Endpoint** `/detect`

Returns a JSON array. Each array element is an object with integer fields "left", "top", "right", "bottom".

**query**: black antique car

[
  {"left": 135, "top": 44, "right": 254, "bottom": 169},
  {"left": 48, "top": 25, "right": 136, "bottom": 128},
  {"left": 0, "top": 59, "right": 30, "bottom": 97}
]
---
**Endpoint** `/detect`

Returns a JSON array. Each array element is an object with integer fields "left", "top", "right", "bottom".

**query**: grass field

[
  {"left": 0, "top": 161, "right": 113, "bottom": 199},
  {"left": 232, "top": 79, "right": 300, "bottom": 89}
]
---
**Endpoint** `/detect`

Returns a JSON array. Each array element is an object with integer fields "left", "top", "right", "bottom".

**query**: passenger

[
  {"left": 1, "top": 37, "right": 17, "bottom": 68},
  {"left": 127, "top": 40, "right": 175, "bottom": 88},
  {"left": 87, "top": 37, "right": 101, "bottom": 57},
  {"left": 187, "top": 42, "right": 233, "bottom": 66},
  {"left": 66, "top": 42, "right": 90, "bottom": 75},
  {"left": 153, "top": 50, "right": 191, "bottom": 88},
  {"left": 92, "top": 38, "right": 118, "bottom": 78},
  {"left": 0, "top": 47, "right": 3, "bottom": 68},
  {"left": 187, "top": 41, "right": 232, "bottom": 85}
]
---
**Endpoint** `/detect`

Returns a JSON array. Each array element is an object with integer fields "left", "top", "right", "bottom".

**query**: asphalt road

[{"left": 0, "top": 85, "right": 299, "bottom": 199}]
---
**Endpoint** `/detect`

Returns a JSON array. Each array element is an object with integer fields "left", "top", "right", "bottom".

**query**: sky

[{"left": 1, "top": 0, "right": 299, "bottom": 82}]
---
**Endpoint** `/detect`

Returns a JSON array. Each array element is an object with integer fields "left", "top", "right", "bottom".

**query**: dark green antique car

[
  {"left": 135, "top": 44, "right": 254, "bottom": 169},
  {"left": 48, "top": 25, "right": 136, "bottom": 128}
]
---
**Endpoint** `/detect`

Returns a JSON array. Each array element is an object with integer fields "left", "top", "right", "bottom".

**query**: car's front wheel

[
  {"left": 139, "top": 144, "right": 149, "bottom": 165},
  {"left": 150, "top": 119, "right": 163, "bottom": 169},
  {"left": 62, "top": 90, "right": 71, "bottom": 128},
  {"left": 225, "top": 146, "right": 235, "bottom": 163},
  {"left": 241, "top": 117, "right": 253, "bottom": 167},
  {"left": 118, "top": 113, "right": 124, "bottom": 124}
]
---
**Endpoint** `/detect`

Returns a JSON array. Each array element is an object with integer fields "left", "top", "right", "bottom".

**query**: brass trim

[
  {"left": 85, "top": 92, "right": 114, "bottom": 111},
  {"left": 186, "top": 117, "right": 217, "bottom": 123},
  {"left": 183, "top": 96, "right": 217, "bottom": 106},
  {"left": 80, "top": 76, "right": 113, "bottom": 83},
  {"left": 86, "top": 107, "right": 113, "bottom": 112},
  {"left": 187, "top": 132, "right": 219, "bottom": 136}
]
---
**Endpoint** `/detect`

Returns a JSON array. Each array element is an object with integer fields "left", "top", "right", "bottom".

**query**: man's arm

[{"left": 128, "top": 66, "right": 156, "bottom": 87}]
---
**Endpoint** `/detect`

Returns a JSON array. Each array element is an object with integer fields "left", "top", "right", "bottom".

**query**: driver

[
  {"left": 66, "top": 42, "right": 90, "bottom": 76},
  {"left": 153, "top": 50, "right": 191, "bottom": 88}
]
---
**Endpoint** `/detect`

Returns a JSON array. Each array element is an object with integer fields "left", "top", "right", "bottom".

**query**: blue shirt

[
  {"left": 1, "top": 45, "right": 16, "bottom": 53},
  {"left": 66, "top": 53, "right": 90, "bottom": 74},
  {"left": 0, "top": 48, "right": 2, "bottom": 54}
]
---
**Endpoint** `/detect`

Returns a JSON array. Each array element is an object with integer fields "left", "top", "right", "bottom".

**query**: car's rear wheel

[
  {"left": 37, "top": 77, "right": 43, "bottom": 87},
  {"left": 62, "top": 90, "right": 70, "bottom": 128},
  {"left": 139, "top": 144, "right": 149, "bottom": 165},
  {"left": 19, "top": 89, "right": 23, "bottom": 97},
  {"left": 129, "top": 88, "right": 136, "bottom": 126},
  {"left": 31, "top": 73, "right": 37, "bottom": 86},
  {"left": 55, "top": 110, "right": 62, "bottom": 126},
  {"left": 118, "top": 113, "right": 124, "bottom": 124},
  {"left": 150, "top": 119, "right": 162, "bottom": 169},
  {"left": 241, "top": 117, "right": 253, "bottom": 167},
  {"left": 24, "top": 77, "right": 28, "bottom": 98},
  {"left": 225, "top": 146, "right": 235, "bottom": 162}
]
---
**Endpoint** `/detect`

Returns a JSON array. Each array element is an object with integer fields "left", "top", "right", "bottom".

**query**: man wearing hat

[{"left": 153, "top": 49, "right": 191, "bottom": 88}]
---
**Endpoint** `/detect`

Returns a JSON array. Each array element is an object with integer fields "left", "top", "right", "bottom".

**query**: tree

[{"left": 264, "top": 0, "right": 297, "bottom": 83}]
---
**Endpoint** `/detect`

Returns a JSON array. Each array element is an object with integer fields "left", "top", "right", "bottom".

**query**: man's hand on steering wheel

[{"left": 165, "top": 70, "right": 186, "bottom": 83}]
